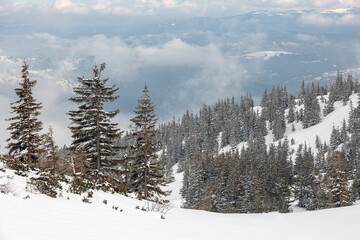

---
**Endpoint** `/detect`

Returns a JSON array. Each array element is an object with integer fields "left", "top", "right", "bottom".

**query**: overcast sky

[
  {"left": 1, "top": 0, "right": 360, "bottom": 17},
  {"left": 1, "top": 0, "right": 360, "bottom": 152}
]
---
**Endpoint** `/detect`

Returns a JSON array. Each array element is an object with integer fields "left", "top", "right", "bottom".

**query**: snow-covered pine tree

[
  {"left": 293, "top": 144, "right": 318, "bottom": 210},
  {"left": 128, "top": 85, "right": 168, "bottom": 200},
  {"left": 6, "top": 61, "right": 43, "bottom": 165},
  {"left": 68, "top": 63, "right": 121, "bottom": 171},
  {"left": 287, "top": 98, "right": 295, "bottom": 123},
  {"left": 302, "top": 83, "right": 321, "bottom": 128},
  {"left": 326, "top": 151, "right": 353, "bottom": 207}
]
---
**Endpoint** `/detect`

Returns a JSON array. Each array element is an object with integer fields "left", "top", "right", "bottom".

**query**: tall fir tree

[
  {"left": 127, "top": 85, "right": 168, "bottom": 200},
  {"left": 6, "top": 61, "right": 43, "bottom": 165},
  {"left": 68, "top": 63, "right": 121, "bottom": 171}
]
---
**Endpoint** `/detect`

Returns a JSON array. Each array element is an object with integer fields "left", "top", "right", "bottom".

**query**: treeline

[
  {"left": 159, "top": 71, "right": 360, "bottom": 212},
  {"left": 2, "top": 62, "right": 168, "bottom": 201},
  {"left": 3, "top": 61, "right": 360, "bottom": 213}
]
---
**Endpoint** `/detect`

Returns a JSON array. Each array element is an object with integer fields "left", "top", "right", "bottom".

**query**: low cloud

[
  {"left": 0, "top": 34, "right": 246, "bottom": 152},
  {"left": 298, "top": 13, "right": 360, "bottom": 26},
  {"left": 298, "top": 13, "right": 333, "bottom": 26},
  {"left": 297, "top": 34, "right": 318, "bottom": 42}
]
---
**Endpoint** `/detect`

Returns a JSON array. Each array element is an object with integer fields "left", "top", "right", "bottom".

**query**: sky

[
  {"left": 1, "top": 0, "right": 360, "bottom": 152},
  {"left": 1, "top": 0, "right": 360, "bottom": 17}
]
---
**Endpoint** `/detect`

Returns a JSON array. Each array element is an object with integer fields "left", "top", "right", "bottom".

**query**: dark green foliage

[
  {"left": 181, "top": 139, "right": 292, "bottom": 213},
  {"left": 68, "top": 63, "right": 121, "bottom": 171},
  {"left": 126, "top": 85, "right": 169, "bottom": 201},
  {"left": 293, "top": 145, "right": 318, "bottom": 210},
  {"left": 326, "top": 151, "right": 354, "bottom": 207},
  {"left": 302, "top": 82, "right": 321, "bottom": 128},
  {"left": 69, "top": 176, "right": 95, "bottom": 194},
  {"left": 6, "top": 61, "right": 43, "bottom": 165}
]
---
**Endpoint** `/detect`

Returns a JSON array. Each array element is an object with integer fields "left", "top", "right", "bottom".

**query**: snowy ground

[
  {"left": 1, "top": 159, "right": 360, "bottom": 240},
  {"left": 1, "top": 95, "right": 360, "bottom": 240},
  {"left": 221, "top": 94, "right": 359, "bottom": 159}
]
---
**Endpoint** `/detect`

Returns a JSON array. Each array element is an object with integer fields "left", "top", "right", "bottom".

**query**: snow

[
  {"left": 221, "top": 93, "right": 359, "bottom": 159},
  {"left": 165, "top": 163, "right": 183, "bottom": 207},
  {"left": 243, "top": 51, "right": 295, "bottom": 61},
  {"left": 1, "top": 163, "right": 360, "bottom": 240},
  {"left": 283, "top": 95, "right": 357, "bottom": 156},
  {"left": 1, "top": 94, "right": 360, "bottom": 240}
]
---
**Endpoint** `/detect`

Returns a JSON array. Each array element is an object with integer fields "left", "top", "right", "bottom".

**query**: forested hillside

[
  {"left": 1, "top": 62, "right": 359, "bottom": 215},
  {"left": 158, "top": 72, "right": 360, "bottom": 213}
]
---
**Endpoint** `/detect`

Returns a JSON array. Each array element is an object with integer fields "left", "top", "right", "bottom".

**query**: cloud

[
  {"left": 254, "top": 0, "right": 301, "bottom": 8},
  {"left": 298, "top": 13, "right": 360, "bottom": 26},
  {"left": 0, "top": 34, "right": 246, "bottom": 151},
  {"left": 52, "top": 0, "right": 88, "bottom": 14},
  {"left": 2, "top": 0, "right": 360, "bottom": 17},
  {"left": 336, "top": 14, "right": 360, "bottom": 26},
  {"left": 0, "top": 4, "right": 5, "bottom": 15},
  {"left": 298, "top": 13, "right": 334, "bottom": 26},
  {"left": 162, "top": 0, "right": 177, "bottom": 8},
  {"left": 297, "top": 33, "right": 318, "bottom": 42}
]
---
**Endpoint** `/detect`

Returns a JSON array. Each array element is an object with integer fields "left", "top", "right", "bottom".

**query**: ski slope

[{"left": 1, "top": 95, "right": 360, "bottom": 240}]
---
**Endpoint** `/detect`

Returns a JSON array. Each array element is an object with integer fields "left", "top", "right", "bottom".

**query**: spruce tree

[
  {"left": 326, "top": 151, "right": 353, "bottom": 207},
  {"left": 293, "top": 145, "right": 318, "bottom": 210},
  {"left": 6, "top": 61, "right": 43, "bottom": 165},
  {"left": 68, "top": 63, "right": 121, "bottom": 171},
  {"left": 128, "top": 85, "right": 168, "bottom": 200}
]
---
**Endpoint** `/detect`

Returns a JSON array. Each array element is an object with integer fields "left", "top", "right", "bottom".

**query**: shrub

[
  {"left": 29, "top": 172, "right": 62, "bottom": 198},
  {"left": 69, "top": 177, "right": 94, "bottom": 194}
]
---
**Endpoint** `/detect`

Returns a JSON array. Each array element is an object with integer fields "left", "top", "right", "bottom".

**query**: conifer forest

[
  {"left": 3, "top": 60, "right": 360, "bottom": 216},
  {"left": 4, "top": 3, "right": 360, "bottom": 240}
]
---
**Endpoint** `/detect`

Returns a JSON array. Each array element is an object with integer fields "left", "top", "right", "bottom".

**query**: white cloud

[
  {"left": 264, "top": 0, "right": 301, "bottom": 7},
  {"left": 100, "top": 6, "right": 134, "bottom": 15},
  {"left": 298, "top": 13, "right": 334, "bottom": 26},
  {"left": 162, "top": 0, "right": 177, "bottom": 8},
  {"left": 139, "top": 0, "right": 162, "bottom": 8},
  {"left": 297, "top": 33, "right": 318, "bottom": 42},
  {"left": 182, "top": 1, "right": 197, "bottom": 8},
  {"left": 298, "top": 13, "right": 360, "bottom": 26},
  {"left": 3, "top": 0, "right": 360, "bottom": 17},
  {"left": 92, "top": 0, "right": 111, "bottom": 10},
  {"left": 0, "top": 34, "right": 247, "bottom": 151},
  {"left": 336, "top": 14, "right": 360, "bottom": 26},
  {"left": 53, "top": 0, "right": 88, "bottom": 14},
  {"left": 0, "top": 4, "right": 5, "bottom": 15}
]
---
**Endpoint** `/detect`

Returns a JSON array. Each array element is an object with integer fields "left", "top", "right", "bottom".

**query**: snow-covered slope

[
  {"left": 281, "top": 94, "right": 356, "bottom": 156},
  {"left": 1, "top": 94, "right": 360, "bottom": 240},
  {"left": 1, "top": 159, "right": 360, "bottom": 240},
  {"left": 221, "top": 93, "right": 358, "bottom": 158}
]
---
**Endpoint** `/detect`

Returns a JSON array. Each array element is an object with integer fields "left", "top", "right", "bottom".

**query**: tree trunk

[{"left": 96, "top": 97, "right": 101, "bottom": 171}]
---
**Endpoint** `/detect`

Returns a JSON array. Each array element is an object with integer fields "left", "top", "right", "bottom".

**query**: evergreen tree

[
  {"left": 6, "top": 61, "right": 43, "bottom": 165},
  {"left": 293, "top": 145, "right": 318, "bottom": 210},
  {"left": 128, "top": 85, "right": 168, "bottom": 200},
  {"left": 287, "top": 100, "right": 295, "bottom": 123},
  {"left": 68, "top": 63, "right": 121, "bottom": 171},
  {"left": 39, "top": 126, "right": 60, "bottom": 171},
  {"left": 326, "top": 151, "right": 353, "bottom": 207}
]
